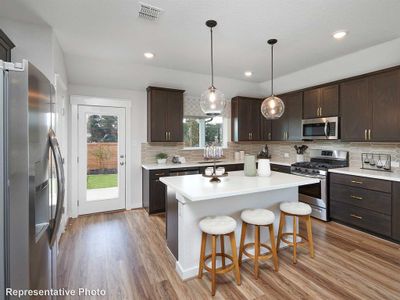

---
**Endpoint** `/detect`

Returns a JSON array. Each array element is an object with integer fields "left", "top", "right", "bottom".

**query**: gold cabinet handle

[
  {"left": 168, "top": 132, "right": 171, "bottom": 141},
  {"left": 165, "top": 131, "right": 168, "bottom": 140},
  {"left": 351, "top": 180, "right": 363, "bottom": 184},
  {"left": 351, "top": 195, "right": 363, "bottom": 200},
  {"left": 268, "top": 132, "right": 271, "bottom": 140},
  {"left": 350, "top": 214, "right": 363, "bottom": 220},
  {"left": 317, "top": 107, "right": 319, "bottom": 116},
  {"left": 154, "top": 173, "right": 165, "bottom": 176},
  {"left": 368, "top": 129, "right": 371, "bottom": 141},
  {"left": 320, "top": 107, "right": 322, "bottom": 116},
  {"left": 364, "top": 129, "right": 368, "bottom": 141}
]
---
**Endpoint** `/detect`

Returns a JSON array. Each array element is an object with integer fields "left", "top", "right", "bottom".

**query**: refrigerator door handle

[{"left": 48, "top": 129, "right": 65, "bottom": 248}]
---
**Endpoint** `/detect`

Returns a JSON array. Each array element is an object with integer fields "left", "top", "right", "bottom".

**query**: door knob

[{"left": 120, "top": 162, "right": 125, "bottom": 166}]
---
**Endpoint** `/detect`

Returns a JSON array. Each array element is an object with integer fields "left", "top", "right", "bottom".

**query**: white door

[{"left": 77, "top": 105, "right": 126, "bottom": 215}]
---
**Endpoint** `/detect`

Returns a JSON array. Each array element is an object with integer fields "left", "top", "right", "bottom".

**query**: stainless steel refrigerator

[{"left": 1, "top": 60, "right": 65, "bottom": 298}]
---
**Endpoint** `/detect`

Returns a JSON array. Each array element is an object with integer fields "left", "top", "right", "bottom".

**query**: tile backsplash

[{"left": 142, "top": 141, "right": 400, "bottom": 166}]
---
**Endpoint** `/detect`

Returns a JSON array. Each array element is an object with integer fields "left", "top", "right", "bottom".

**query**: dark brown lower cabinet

[
  {"left": 142, "top": 169, "right": 170, "bottom": 214},
  {"left": 330, "top": 173, "right": 399, "bottom": 242}
]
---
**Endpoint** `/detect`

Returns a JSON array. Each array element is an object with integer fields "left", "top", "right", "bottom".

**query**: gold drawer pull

[
  {"left": 351, "top": 195, "right": 363, "bottom": 200},
  {"left": 155, "top": 173, "right": 165, "bottom": 176},
  {"left": 350, "top": 214, "right": 363, "bottom": 220},
  {"left": 351, "top": 180, "right": 363, "bottom": 184}
]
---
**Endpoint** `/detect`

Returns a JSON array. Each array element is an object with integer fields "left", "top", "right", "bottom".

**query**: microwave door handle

[
  {"left": 49, "top": 129, "right": 65, "bottom": 248},
  {"left": 324, "top": 121, "right": 328, "bottom": 138}
]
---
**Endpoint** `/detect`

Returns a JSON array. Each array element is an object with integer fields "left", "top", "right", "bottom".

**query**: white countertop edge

[
  {"left": 142, "top": 159, "right": 293, "bottom": 170},
  {"left": 160, "top": 175, "right": 319, "bottom": 202},
  {"left": 328, "top": 167, "right": 400, "bottom": 182}
]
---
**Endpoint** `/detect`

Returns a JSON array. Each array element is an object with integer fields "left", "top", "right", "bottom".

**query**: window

[{"left": 183, "top": 116, "right": 225, "bottom": 148}]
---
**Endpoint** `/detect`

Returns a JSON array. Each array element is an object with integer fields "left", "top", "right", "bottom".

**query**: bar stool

[
  {"left": 277, "top": 202, "right": 315, "bottom": 264},
  {"left": 238, "top": 209, "right": 279, "bottom": 279},
  {"left": 198, "top": 216, "right": 241, "bottom": 296}
]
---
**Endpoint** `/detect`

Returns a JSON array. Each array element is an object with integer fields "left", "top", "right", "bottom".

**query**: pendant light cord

[
  {"left": 270, "top": 43, "right": 274, "bottom": 95},
  {"left": 210, "top": 27, "right": 214, "bottom": 87}
]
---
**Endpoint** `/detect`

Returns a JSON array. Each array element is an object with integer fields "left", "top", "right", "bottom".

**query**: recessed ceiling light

[
  {"left": 144, "top": 52, "right": 155, "bottom": 59},
  {"left": 333, "top": 31, "right": 347, "bottom": 39},
  {"left": 244, "top": 71, "right": 252, "bottom": 77}
]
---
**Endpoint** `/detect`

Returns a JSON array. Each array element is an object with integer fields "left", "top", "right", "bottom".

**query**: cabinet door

[
  {"left": 166, "top": 91, "right": 183, "bottom": 142},
  {"left": 250, "top": 99, "right": 261, "bottom": 140},
  {"left": 303, "top": 88, "right": 320, "bottom": 119},
  {"left": 392, "top": 182, "right": 400, "bottom": 241},
  {"left": 370, "top": 69, "right": 400, "bottom": 141},
  {"left": 340, "top": 78, "right": 371, "bottom": 141},
  {"left": 286, "top": 92, "right": 303, "bottom": 141},
  {"left": 148, "top": 90, "right": 168, "bottom": 142},
  {"left": 260, "top": 118, "right": 272, "bottom": 141},
  {"left": 237, "top": 99, "right": 252, "bottom": 141},
  {"left": 320, "top": 85, "right": 339, "bottom": 117},
  {"left": 150, "top": 179, "right": 166, "bottom": 213},
  {"left": 271, "top": 112, "right": 288, "bottom": 141}
]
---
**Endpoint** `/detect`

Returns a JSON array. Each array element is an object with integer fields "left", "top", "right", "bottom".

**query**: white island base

[{"left": 160, "top": 171, "right": 319, "bottom": 280}]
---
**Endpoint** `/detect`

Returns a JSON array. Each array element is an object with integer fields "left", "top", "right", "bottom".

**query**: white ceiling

[{"left": 2, "top": 0, "right": 400, "bottom": 83}]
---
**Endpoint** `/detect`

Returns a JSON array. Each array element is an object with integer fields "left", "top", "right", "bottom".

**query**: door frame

[{"left": 70, "top": 96, "right": 132, "bottom": 218}]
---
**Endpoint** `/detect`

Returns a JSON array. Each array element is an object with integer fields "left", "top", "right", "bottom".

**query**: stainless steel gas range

[{"left": 290, "top": 149, "right": 349, "bottom": 221}]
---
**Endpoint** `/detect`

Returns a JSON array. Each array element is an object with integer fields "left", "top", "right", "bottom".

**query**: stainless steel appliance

[
  {"left": 1, "top": 60, "right": 65, "bottom": 297},
  {"left": 291, "top": 149, "right": 348, "bottom": 221},
  {"left": 302, "top": 117, "right": 339, "bottom": 140}
]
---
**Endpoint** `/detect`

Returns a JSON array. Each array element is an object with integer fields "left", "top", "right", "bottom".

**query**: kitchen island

[{"left": 160, "top": 171, "right": 319, "bottom": 280}]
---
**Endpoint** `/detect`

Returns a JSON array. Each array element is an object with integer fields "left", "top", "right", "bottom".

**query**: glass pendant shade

[
  {"left": 200, "top": 86, "right": 226, "bottom": 117},
  {"left": 261, "top": 95, "right": 285, "bottom": 119}
]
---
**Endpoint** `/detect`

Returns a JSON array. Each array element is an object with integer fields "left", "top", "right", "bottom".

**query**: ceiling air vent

[{"left": 138, "top": 2, "right": 163, "bottom": 21}]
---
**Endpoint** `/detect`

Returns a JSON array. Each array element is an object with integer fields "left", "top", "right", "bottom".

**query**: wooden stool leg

[
  {"left": 238, "top": 222, "right": 247, "bottom": 266},
  {"left": 198, "top": 232, "right": 207, "bottom": 279},
  {"left": 292, "top": 216, "right": 297, "bottom": 264},
  {"left": 268, "top": 224, "right": 279, "bottom": 272},
  {"left": 254, "top": 225, "right": 260, "bottom": 279},
  {"left": 220, "top": 235, "right": 225, "bottom": 268},
  {"left": 229, "top": 232, "right": 241, "bottom": 285},
  {"left": 276, "top": 212, "right": 285, "bottom": 253},
  {"left": 211, "top": 235, "right": 217, "bottom": 296},
  {"left": 306, "top": 215, "right": 315, "bottom": 258}
]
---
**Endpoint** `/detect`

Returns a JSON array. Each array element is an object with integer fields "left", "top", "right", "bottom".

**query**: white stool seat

[
  {"left": 241, "top": 209, "right": 275, "bottom": 225},
  {"left": 280, "top": 202, "right": 312, "bottom": 216},
  {"left": 199, "top": 216, "right": 237, "bottom": 235}
]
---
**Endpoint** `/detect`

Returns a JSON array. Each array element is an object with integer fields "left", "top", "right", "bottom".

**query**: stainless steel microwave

[{"left": 302, "top": 117, "right": 339, "bottom": 140}]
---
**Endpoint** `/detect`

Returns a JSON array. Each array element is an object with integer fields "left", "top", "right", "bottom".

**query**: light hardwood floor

[{"left": 57, "top": 209, "right": 400, "bottom": 300}]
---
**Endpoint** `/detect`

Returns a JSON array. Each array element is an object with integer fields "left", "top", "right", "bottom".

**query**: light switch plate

[{"left": 283, "top": 153, "right": 290, "bottom": 158}]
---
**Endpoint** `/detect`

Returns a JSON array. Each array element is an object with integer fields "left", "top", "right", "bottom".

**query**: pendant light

[
  {"left": 200, "top": 20, "right": 226, "bottom": 117},
  {"left": 261, "top": 39, "right": 285, "bottom": 119}
]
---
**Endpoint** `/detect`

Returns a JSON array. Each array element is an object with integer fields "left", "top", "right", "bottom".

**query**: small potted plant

[
  {"left": 156, "top": 152, "right": 168, "bottom": 164},
  {"left": 294, "top": 145, "right": 308, "bottom": 162}
]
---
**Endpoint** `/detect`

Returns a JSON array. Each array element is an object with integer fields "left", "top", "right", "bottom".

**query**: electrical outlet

[{"left": 283, "top": 153, "right": 290, "bottom": 158}]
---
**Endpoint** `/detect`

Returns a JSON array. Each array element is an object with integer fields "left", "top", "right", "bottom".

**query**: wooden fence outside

[{"left": 87, "top": 142, "right": 118, "bottom": 171}]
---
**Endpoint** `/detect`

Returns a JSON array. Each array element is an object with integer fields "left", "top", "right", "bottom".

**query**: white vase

[
  {"left": 296, "top": 154, "right": 304, "bottom": 162},
  {"left": 157, "top": 158, "right": 167, "bottom": 164},
  {"left": 258, "top": 159, "right": 271, "bottom": 177}
]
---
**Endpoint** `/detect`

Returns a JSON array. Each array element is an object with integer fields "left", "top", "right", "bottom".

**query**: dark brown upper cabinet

[
  {"left": 0, "top": 29, "right": 15, "bottom": 62},
  {"left": 303, "top": 84, "right": 339, "bottom": 119},
  {"left": 341, "top": 69, "right": 400, "bottom": 142},
  {"left": 231, "top": 97, "right": 262, "bottom": 142},
  {"left": 260, "top": 117, "right": 272, "bottom": 141},
  {"left": 340, "top": 78, "right": 371, "bottom": 141},
  {"left": 147, "top": 86, "right": 185, "bottom": 142},
  {"left": 271, "top": 92, "right": 303, "bottom": 141}
]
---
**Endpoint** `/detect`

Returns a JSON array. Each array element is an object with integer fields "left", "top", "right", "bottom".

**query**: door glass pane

[{"left": 86, "top": 114, "right": 119, "bottom": 201}]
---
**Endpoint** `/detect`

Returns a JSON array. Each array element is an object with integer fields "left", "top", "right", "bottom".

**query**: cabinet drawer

[
  {"left": 330, "top": 183, "right": 391, "bottom": 215},
  {"left": 330, "top": 201, "right": 391, "bottom": 237},
  {"left": 223, "top": 164, "right": 244, "bottom": 172},
  {"left": 271, "top": 164, "right": 291, "bottom": 174},
  {"left": 150, "top": 170, "right": 170, "bottom": 180},
  {"left": 330, "top": 173, "right": 391, "bottom": 193}
]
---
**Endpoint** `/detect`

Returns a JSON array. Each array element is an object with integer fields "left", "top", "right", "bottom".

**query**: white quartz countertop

[
  {"left": 329, "top": 167, "right": 400, "bottom": 182},
  {"left": 142, "top": 159, "right": 293, "bottom": 170},
  {"left": 160, "top": 170, "right": 319, "bottom": 202}
]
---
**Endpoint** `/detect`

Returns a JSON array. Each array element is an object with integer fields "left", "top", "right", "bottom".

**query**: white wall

[
  {"left": 68, "top": 85, "right": 147, "bottom": 210},
  {"left": 261, "top": 37, "right": 400, "bottom": 94}
]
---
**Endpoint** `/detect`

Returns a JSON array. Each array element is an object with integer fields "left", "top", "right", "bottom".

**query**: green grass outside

[{"left": 87, "top": 174, "right": 118, "bottom": 189}]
